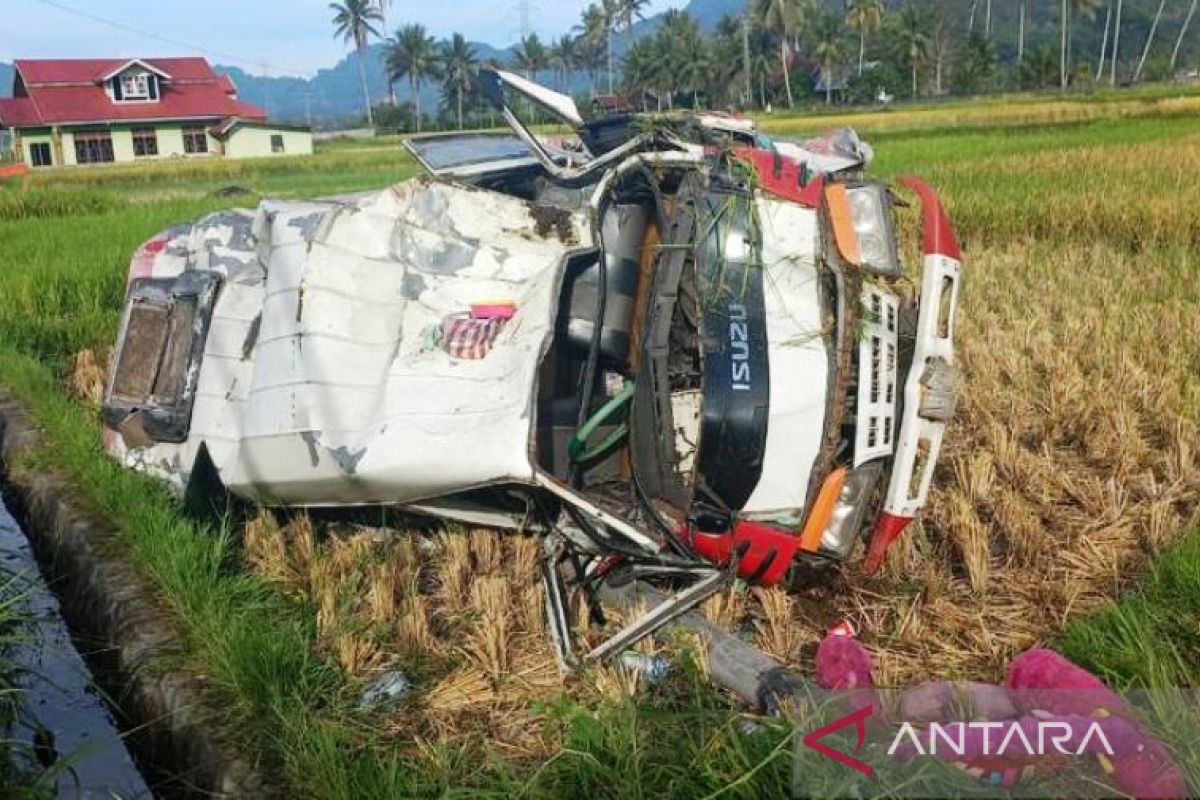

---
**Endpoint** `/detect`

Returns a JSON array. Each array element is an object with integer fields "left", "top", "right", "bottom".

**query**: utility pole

[{"left": 517, "top": 0, "right": 531, "bottom": 41}]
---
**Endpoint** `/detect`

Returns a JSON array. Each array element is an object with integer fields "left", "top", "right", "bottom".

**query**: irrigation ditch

[{"left": 0, "top": 387, "right": 269, "bottom": 798}]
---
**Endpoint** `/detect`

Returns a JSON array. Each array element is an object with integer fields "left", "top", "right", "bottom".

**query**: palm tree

[
  {"left": 812, "top": 14, "right": 847, "bottom": 105},
  {"left": 441, "top": 34, "right": 477, "bottom": 130},
  {"left": 1017, "top": 0, "right": 1028, "bottom": 63},
  {"left": 756, "top": 0, "right": 808, "bottom": 108},
  {"left": 1110, "top": 0, "right": 1124, "bottom": 84},
  {"left": 331, "top": 0, "right": 383, "bottom": 128},
  {"left": 1171, "top": 0, "right": 1199, "bottom": 71},
  {"left": 1096, "top": 1, "right": 1113, "bottom": 81},
  {"left": 601, "top": 0, "right": 622, "bottom": 93},
  {"left": 513, "top": 34, "right": 549, "bottom": 83},
  {"left": 623, "top": 37, "right": 658, "bottom": 109},
  {"left": 845, "top": 0, "right": 884, "bottom": 76},
  {"left": 1060, "top": 0, "right": 1103, "bottom": 88},
  {"left": 374, "top": 0, "right": 392, "bottom": 32},
  {"left": 578, "top": 5, "right": 612, "bottom": 93},
  {"left": 373, "top": 0, "right": 395, "bottom": 102},
  {"left": 1134, "top": 0, "right": 1168, "bottom": 81},
  {"left": 658, "top": 9, "right": 709, "bottom": 108},
  {"left": 898, "top": 5, "right": 931, "bottom": 99},
  {"left": 386, "top": 24, "right": 441, "bottom": 133},
  {"left": 549, "top": 35, "right": 579, "bottom": 92},
  {"left": 617, "top": 0, "right": 652, "bottom": 41}
]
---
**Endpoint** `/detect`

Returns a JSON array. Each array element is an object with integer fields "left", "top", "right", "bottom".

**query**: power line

[
  {"left": 518, "top": 0, "right": 532, "bottom": 40},
  {"left": 32, "top": 0, "right": 313, "bottom": 77}
]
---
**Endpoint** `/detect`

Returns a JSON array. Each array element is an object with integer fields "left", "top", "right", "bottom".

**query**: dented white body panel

[{"left": 109, "top": 180, "right": 591, "bottom": 507}]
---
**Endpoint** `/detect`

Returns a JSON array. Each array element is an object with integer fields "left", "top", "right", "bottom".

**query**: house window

[
  {"left": 121, "top": 72, "right": 151, "bottom": 100},
  {"left": 182, "top": 128, "right": 209, "bottom": 155},
  {"left": 74, "top": 132, "right": 115, "bottom": 164},
  {"left": 132, "top": 128, "right": 158, "bottom": 157},
  {"left": 29, "top": 142, "right": 52, "bottom": 167},
  {"left": 270, "top": 134, "right": 285, "bottom": 154}
]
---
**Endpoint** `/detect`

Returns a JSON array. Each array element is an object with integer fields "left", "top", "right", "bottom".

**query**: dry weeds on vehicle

[{"left": 63, "top": 115, "right": 1200, "bottom": 745}]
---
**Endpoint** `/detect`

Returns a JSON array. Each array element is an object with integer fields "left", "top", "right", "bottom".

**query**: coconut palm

[
  {"left": 658, "top": 9, "right": 709, "bottom": 107},
  {"left": 373, "top": 0, "right": 396, "bottom": 102},
  {"left": 897, "top": 4, "right": 931, "bottom": 98},
  {"left": 618, "top": 0, "right": 652, "bottom": 40},
  {"left": 756, "top": 0, "right": 810, "bottom": 108},
  {"left": 623, "top": 36, "right": 659, "bottom": 109},
  {"left": 330, "top": 0, "right": 383, "bottom": 127},
  {"left": 1018, "top": 0, "right": 1028, "bottom": 63},
  {"left": 374, "top": 0, "right": 392, "bottom": 32},
  {"left": 601, "top": 0, "right": 622, "bottom": 93},
  {"left": 713, "top": 13, "right": 750, "bottom": 107},
  {"left": 1171, "top": 0, "right": 1199, "bottom": 71},
  {"left": 440, "top": 34, "right": 477, "bottom": 130},
  {"left": 1096, "top": 1, "right": 1113, "bottom": 81},
  {"left": 1060, "top": 0, "right": 1104, "bottom": 88},
  {"left": 1110, "top": 0, "right": 1124, "bottom": 84},
  {"left": 845, "top": 0, "right": 884, "bottom": 76},
  {"left": 549, "top": 35, "right": 580, "bottom": 92},
  {"left": 513, "top": 34, "right": 549, "bottom": 83},
  {"left": 386, "top": 24, "right": 441, "bottom": 133},
  {"left": 578, "top": 4, "right": 614, "bottom": 93},
  {"left": 812, "top": 14, "right": 847, "bottom": 105},
  {"left": 1134, "top": 0, "right": 1168, "bottom": 81}
]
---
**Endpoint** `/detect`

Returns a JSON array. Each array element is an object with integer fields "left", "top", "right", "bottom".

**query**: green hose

[{"left": 568, "top": 380, "right": 635, "bottom": 464}]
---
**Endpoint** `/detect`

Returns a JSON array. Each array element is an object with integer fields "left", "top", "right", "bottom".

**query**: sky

[{"left": 0, "top": 0, "right": 690, "bottom": 77}]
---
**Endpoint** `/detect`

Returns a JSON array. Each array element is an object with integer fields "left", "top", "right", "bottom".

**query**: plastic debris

[
  {"left": 360, "top": 671, "right": 412, "bottom": 709},
  {"left": 619, "top": 652, "right": 671, "bottom": 682}
]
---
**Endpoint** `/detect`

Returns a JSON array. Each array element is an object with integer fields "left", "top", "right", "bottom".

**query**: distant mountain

[
  {"left": 216, "top": 39, "right": 517, "bottom": 127},
  {"left": 0, "top": 62, "right": 13, "bottom": 98}
]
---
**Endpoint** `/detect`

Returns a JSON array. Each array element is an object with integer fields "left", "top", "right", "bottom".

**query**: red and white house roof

[{"left": 0, "top": 57, "right": 267, "bottom": 129}]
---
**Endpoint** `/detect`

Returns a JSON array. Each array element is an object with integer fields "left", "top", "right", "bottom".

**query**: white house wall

[{"left": 224, "top": 127, "right": 314, "bottom": 158}]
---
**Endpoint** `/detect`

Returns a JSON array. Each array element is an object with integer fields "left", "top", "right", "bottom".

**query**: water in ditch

[{"left": 0, "top": 490, "right": 152, "bottom": 799}]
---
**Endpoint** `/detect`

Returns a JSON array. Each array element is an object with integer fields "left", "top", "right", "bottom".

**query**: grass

[
  {"left": 756, "top": 80, "right": 1200, "bottom": 138},
  {"left": 0, "top": 563, "right": 54, "bottom": 797},
  {"left": 1, "top": 91, "right": 1200, "bottom": 795}
]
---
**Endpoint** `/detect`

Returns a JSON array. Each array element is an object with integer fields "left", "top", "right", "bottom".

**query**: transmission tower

[{"left": 517, "top": 0, "right": 532, "bottom": 41}]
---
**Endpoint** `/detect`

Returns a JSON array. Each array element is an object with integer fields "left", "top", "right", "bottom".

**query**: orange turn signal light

[
  {"left": 825, "top": 184, "right": 862, "bottom": 266},
  {"left": 799, "top": 466, "right": 849, "bottom": 553}
]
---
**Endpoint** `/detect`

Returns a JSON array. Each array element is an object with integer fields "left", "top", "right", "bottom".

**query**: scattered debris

[
  {"left": 359, "top": 671, "right": 413, "bottom": 710},
  {"left": 618, "top": 652, "right": 671, "bottom": 682},
  {"left": 210, "top": 185, "right": 255, "bottom": 199}
]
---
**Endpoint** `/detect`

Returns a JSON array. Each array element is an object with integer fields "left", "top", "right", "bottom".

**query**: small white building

[{"left": 0, "top": 57, "right": 313, "bottom": 168}]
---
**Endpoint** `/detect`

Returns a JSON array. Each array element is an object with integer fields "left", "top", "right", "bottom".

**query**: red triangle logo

[{"left": 801, "top": 703, "right": 874, "bottom": 777}]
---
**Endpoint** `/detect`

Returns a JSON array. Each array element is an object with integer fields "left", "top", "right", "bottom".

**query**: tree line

[{"left": 328, "top": 0, "right": 1200, "bottom": 130}]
